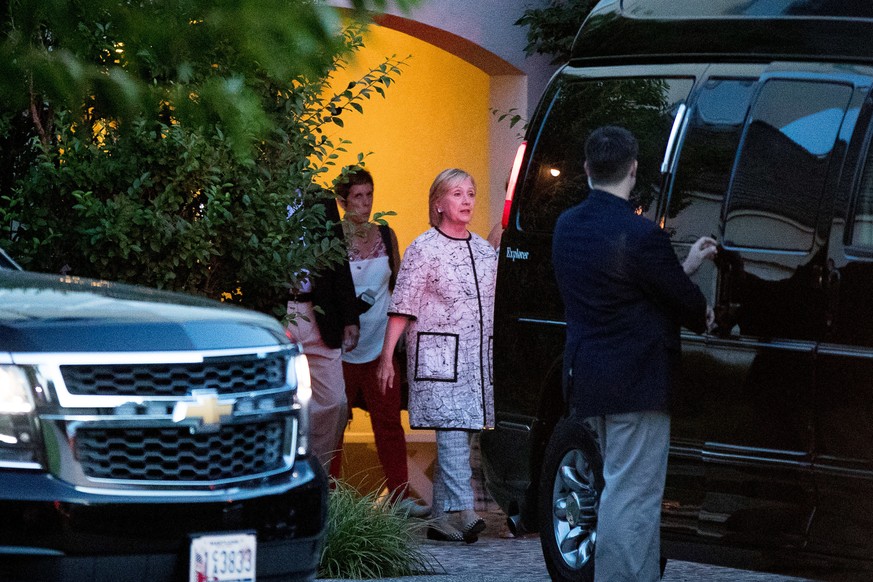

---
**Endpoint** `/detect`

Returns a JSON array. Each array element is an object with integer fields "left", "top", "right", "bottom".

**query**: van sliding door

[
  {"left": 713, "top": 76, "right": 851, "bottom": 549},
  {"left": 667, "top": 69, "right": 852, "bottom": 549}
]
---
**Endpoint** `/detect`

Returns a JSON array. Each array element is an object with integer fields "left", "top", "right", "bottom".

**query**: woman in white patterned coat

[{"left": 377, "top": 168, "right": 497, "bottom": 543}]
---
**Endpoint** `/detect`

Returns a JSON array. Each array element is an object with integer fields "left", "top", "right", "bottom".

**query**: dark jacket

[
  {"left": 552, "top": 189, "right": 707, "bottom": 417},
  {"left": 310, "top": 198, "right": 359, "bottom": 349}
]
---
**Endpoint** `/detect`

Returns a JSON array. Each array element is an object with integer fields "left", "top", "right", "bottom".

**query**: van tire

[{"left": 539, "top": 413, "right": 602, "bottom": 582}]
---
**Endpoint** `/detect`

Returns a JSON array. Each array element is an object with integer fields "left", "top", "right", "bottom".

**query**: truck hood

[{"left": 0, "top": 270, "right": 289, "bottom": 353}]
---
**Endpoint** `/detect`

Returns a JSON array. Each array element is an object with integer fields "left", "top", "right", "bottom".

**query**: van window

[
  {"left": 518, "top": 77, "right": 694, "bottom": 232},
  {"left": 724, "top": 79, "right": 852, "bottom": 251},
  {"left": 666, "top": 78, "right": 755, "bottom": 244}
]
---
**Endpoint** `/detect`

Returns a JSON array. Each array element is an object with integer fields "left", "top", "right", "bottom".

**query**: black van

[{"left": 481, "top": 1, "right": 873, "bottom": 580}]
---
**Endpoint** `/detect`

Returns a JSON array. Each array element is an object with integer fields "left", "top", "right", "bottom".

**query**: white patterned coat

[{"left": 389, "top": 228, "right": 497, "bottom": 430}]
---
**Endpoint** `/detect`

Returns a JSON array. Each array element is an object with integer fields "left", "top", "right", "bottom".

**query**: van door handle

[{"left": 661, "top": 103, "right": 688, "bottom": 173}]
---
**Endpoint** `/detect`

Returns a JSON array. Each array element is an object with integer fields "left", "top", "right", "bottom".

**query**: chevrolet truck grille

[
  {"left": 75, "top": 419, "right": 286, "bottom": 482},
  {"left": 18, "top": 347, "right": 299, "bottom": 490},
  {"left": 60, "top": 352, "right": 287, "bottom": 397}
]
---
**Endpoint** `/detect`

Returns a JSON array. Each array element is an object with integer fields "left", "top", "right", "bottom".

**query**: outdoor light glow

[
  {"left": 0, "top": 366, "right": 34, "bottom": 414},
  {"left": 292, "top": 352, "right": 312, "bottom": 456},
  {"left": 549, "top": 168, "right": 561, "bottom": 177},
  {"left": 294, "top": 354, "right": 312, "bottom": 405},
  {"left": 502, "top": 141, "right": 528, "bottom": 228}
]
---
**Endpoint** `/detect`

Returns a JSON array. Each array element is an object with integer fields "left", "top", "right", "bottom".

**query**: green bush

[
  {"left": 320, "top": 480, "right": 436, "bottom": 579},
  {"left": 0, "top": 16, "right": 409, "bottom": 318}
]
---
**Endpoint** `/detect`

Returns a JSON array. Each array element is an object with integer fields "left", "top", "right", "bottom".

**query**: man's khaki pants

[
  {"left": 287, "top": 300, "right": 349, "bottom": 471},
  {"left": 585, "top": 411, "right": 670, "bottom": 582}
]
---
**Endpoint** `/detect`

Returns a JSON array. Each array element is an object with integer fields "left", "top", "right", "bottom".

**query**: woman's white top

[{"left": 343, "top": 252, "right": 391, "bottom": 364}]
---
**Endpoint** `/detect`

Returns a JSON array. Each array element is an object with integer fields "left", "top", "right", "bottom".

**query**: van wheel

[{"left": 539, "top": 414, "right": 602, "bottom": 582}]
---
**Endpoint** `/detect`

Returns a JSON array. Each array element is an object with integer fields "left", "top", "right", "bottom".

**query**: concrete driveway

[{"left": 320, "top": 509, "right": 820, "bottom": 582}]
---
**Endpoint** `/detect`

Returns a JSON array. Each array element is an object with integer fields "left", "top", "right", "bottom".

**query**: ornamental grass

[{"left": 319, "top": 479, "right": 437, "bottom": 579}]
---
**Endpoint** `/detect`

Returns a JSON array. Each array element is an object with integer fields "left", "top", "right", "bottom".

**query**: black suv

[
  {"left": 482, "top": 1, "right": 873, "bottom": 580},
  {"left": 0, "top": 255, "right": 324, "bottom": 581}
]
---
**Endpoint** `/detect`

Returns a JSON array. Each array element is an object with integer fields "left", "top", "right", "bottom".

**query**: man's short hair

[{"left": 585, "top": 126, "right": 639, "bottom": 185}]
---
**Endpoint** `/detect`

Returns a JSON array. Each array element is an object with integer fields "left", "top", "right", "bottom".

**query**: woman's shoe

[
  {"left": 427, "top": 516, "right": 477, "bottom": 543},
  {"left": 426, "top": 526, "right": 465, "bottom": 542},
  {"left": 396, "top": 497, "right": 431, "bottom": 518},
  {"left": 450, "top": 509, "right": 486, "bottom": 537}
]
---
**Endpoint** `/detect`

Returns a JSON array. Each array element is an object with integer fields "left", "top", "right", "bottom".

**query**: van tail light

[{"left": 502, "top": 141, "right": 528, "bottom": 229}]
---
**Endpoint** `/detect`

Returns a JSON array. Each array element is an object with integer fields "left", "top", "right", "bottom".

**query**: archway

[
  {"left": 325, "top": 17, "right": 528, "bottom": 503},
  {"left": 323, "top": 17, "right": 527, "bottom": 249}
]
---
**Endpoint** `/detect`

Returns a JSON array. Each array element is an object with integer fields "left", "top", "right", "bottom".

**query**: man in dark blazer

[
  {"left": 552, "top": 126, "right": 715, "bottom": 581},
  {"left": 287, "top": 194, "right": 360, "bottom": 471}
]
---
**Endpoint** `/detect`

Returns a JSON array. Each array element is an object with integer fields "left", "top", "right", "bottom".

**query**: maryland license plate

[{"left": 189, "top": 532, "right": 256, "bottom": 582}]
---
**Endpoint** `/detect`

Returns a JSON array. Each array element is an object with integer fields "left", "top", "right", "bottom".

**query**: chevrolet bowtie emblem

[{"left": 173, "top": 390, "right": 235, "bottom": 427}]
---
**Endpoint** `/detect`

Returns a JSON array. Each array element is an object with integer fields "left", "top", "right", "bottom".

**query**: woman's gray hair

[{"left": 428, "top": 168, "right": 476, "bottom": 227}]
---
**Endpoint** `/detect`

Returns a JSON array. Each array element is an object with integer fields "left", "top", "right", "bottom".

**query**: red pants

[{"left": 330, "top": 357, "right": 410, "bottom": 496}]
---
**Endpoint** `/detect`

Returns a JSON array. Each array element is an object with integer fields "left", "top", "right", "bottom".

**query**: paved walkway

[
  {"left": 321, "top": 509, "right": 820, "bottom": 582},
  {"left": 324, "top": 440, "right": 853, "bottom": 581}
]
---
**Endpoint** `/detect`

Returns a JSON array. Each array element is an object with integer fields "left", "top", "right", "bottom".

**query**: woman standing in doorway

[
  {"left": 377, "top": 168, "right": 497, "bottom": 542},
  {"left": 332, "top": 169, "right": 428, "bottom": 517}
]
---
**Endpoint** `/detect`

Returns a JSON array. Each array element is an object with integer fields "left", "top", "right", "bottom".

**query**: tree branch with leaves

[
  {"left": 515, "top": 0, "right": 597, "bottom": 64},
  {"left": 0, "top": 4, "right": 412, "bottom": 318}
]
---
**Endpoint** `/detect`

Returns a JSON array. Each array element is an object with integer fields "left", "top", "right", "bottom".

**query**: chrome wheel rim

[{"left": 551, "top": 448, "right": 598, "bottom": 570}]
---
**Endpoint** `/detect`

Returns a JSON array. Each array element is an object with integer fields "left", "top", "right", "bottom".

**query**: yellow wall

[{"left": 322, "top": 24, "right": 492, "bottom": 251}]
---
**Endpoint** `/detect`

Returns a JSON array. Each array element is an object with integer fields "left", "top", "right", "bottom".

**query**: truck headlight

[
  {"left": 0, "top": 365, "right": 40, "bottom": 466},
  {"left": 291, "top": 353, "right": 311, "bottom": 457}
]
